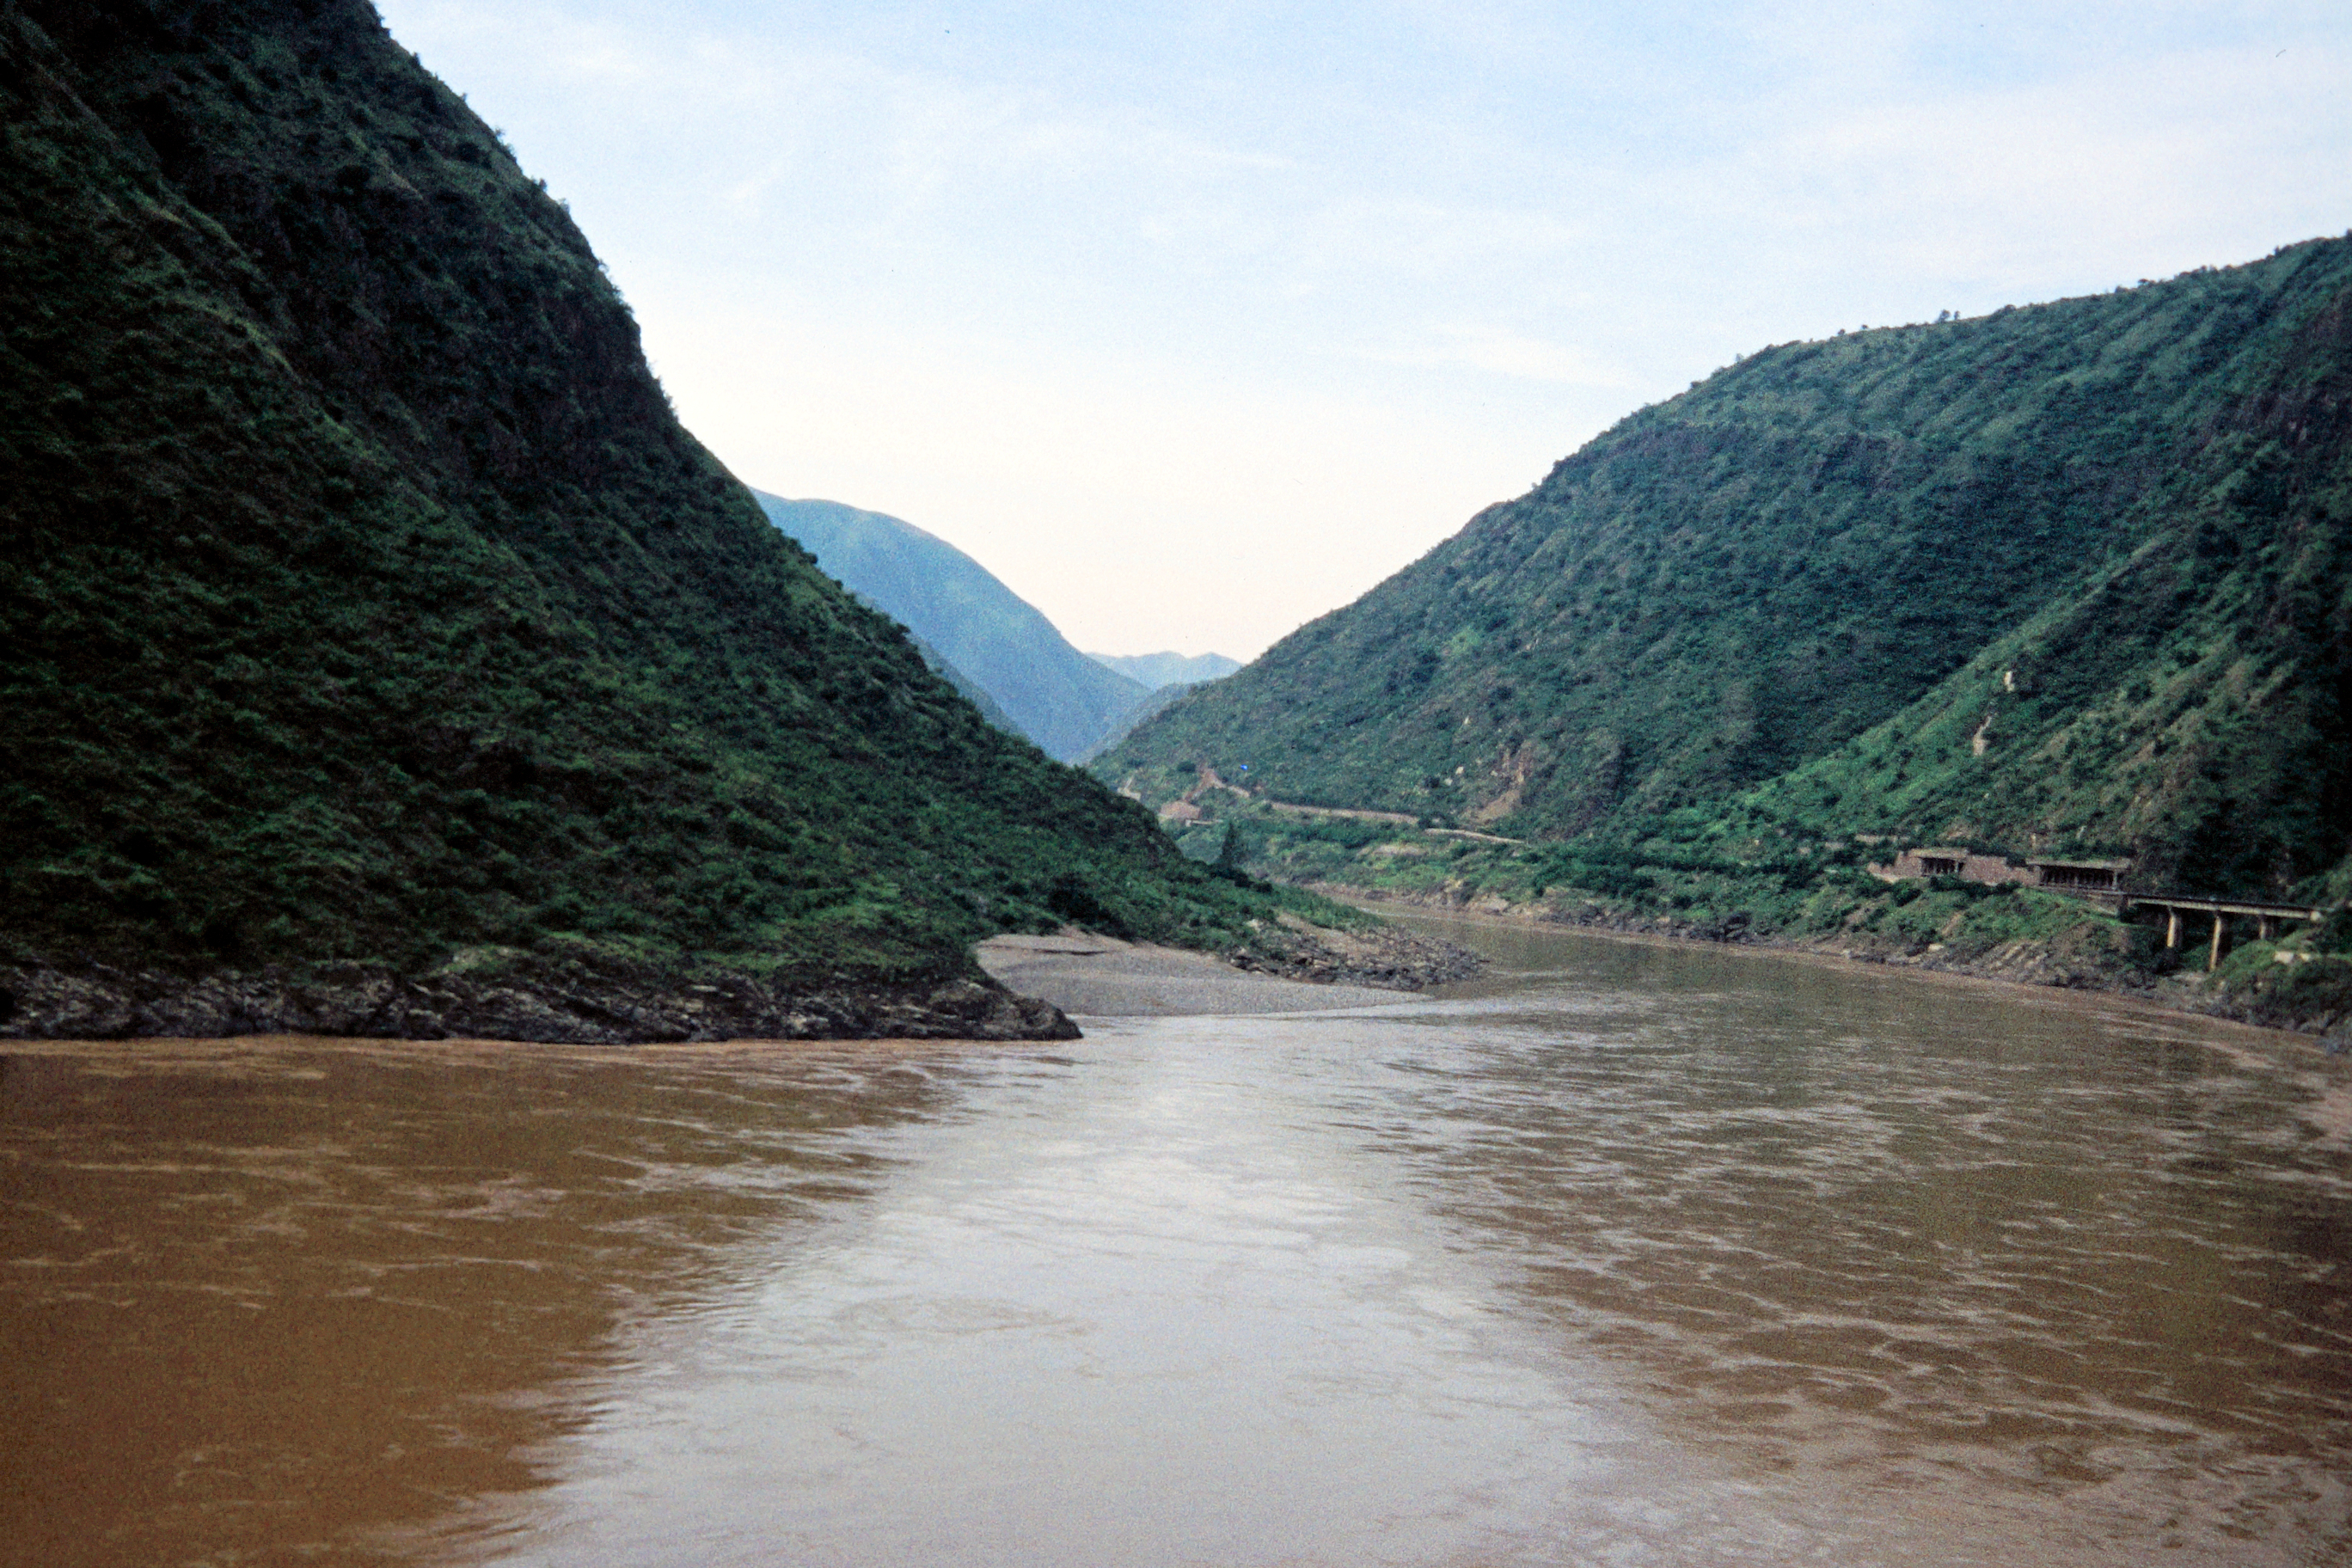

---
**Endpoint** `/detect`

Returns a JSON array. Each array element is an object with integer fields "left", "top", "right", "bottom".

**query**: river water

[{"left": 3, "top": 917, "right": 2348, "bottom": 1566}]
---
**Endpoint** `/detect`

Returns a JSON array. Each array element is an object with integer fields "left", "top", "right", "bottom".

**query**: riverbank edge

[
  {"left": 1219, "top": 916, "right": 1486, "bottom": 991},
  {"left": 0, "top": 958, "right": 1080, "bottom": 1044},
  {"left": 1315, "top": 884, "right": 2349, "bottom": 1046},
  {"left": 0, "top": 909, "right": 1484, "bottom": 1044}
]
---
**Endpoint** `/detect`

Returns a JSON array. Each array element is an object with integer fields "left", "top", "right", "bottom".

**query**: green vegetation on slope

[
  {"left": 903, "top": 632, "right": 1028, "bottom": 739},
  {"left": 756, "top": 494, "right": 1151, "bottom": 762},
  {"left": 1100, "top": 238, "right": 2352, "bottom": 905},
  {"left": 0, "top": 0, "right": 1320, "bottom": 1004},
  {"left": 1174, "top": 799, "right": 2352, "bottom": 1034}
]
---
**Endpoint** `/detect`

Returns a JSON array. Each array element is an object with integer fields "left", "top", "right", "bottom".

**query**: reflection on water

[
  {"left": 449, "top": 1018, "right": 1636, "bottom": 1568},
  {"left": 0, "top": 1042, "right": 982, "bottom": 1565},
  {"left": 2, "top": 925, "right": 2347, "bottom": 1566},
  {"left": 1369, "top": 920, "right": 2352, "bottom": 1562}
]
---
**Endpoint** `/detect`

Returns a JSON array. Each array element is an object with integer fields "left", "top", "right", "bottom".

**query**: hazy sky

[{"left": 376, "top": 0, "right": 2350, "bottom": 659}]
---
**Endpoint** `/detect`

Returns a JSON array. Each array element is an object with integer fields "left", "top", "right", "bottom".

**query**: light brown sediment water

[
  {"left": 975, "top": 930, "right": 1407, "bottom": 1014},
  {"left": 2, "top": 916, "right": 2347, "bottom": 1566}
]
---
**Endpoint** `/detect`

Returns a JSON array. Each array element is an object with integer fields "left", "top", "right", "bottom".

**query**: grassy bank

[{"left": 1173, "top": 805, "right": 2352, "bottom": 1040}]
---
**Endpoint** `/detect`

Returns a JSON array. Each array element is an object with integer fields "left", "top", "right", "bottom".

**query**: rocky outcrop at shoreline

[
  {"left": 1225, "top": 916, "right": 1486, "bottom": 990},
  {"left": 974, "top": 918, "right": 1485, "bottom": 1018},
  {"left": 0, "top": 916, "right": 1481, "bottom": 1044},
  {"left": 0, "top": 956, "right": 1080, "bottom": 1044}
]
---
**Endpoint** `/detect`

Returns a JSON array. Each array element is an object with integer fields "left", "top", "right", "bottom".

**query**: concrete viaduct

[{"left": 2109, "top": 892, "right": 2329, "bottom": 971}]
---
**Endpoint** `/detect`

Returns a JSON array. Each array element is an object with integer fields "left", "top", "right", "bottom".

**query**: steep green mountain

[
  {"left": 1075, "top": 651, "right": 1240, "bottom": 763},
  {"left": 0, "top": 0, "right": 1324, "bottom": 1039},
  {"left": 1080, "top": 679, "right": 1204, "bottom": 764},
  {"left": 903, "top": 631, "right": 1026, "bottom": 738},
  {"left": 756, "top": 494, "right": 1150, "bottom": 761},
  {"left": 1087, "top": 650, "right": 1240, "bottom": 689},
  {"left": 1099, "top": 237, "right": 2352, "bottom": 903}
]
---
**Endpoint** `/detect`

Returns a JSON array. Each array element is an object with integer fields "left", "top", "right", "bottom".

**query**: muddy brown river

[{"left": 3, "top": 917, "right": 2348, "bottom": 1565}]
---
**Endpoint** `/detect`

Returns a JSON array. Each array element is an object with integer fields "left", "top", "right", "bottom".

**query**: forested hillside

[
  {"left": 1101, "top": 237, "right": 2352, "bottom": 903},
  {"left": 0, "top": 0, "right": 1319, "bottom": 1038},
  {"left": 756, "top": 494, "right": 1150, "bottom": 761}
]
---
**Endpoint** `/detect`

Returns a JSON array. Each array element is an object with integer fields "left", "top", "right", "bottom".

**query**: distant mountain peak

[
  {"left": 1086, "top": 651, "right": 1242, "bottom": 691},
  {"left": 756, "top": 493, "right": 1149, "bottom": 761}
]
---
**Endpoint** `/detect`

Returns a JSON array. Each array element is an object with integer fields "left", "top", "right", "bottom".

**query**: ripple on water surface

[{"left": 0, "top": 923, "right": 2346, "bottom": 1567}]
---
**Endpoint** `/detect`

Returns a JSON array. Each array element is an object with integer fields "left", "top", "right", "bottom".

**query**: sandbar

[{"left": 977, "top": 934, "right": 1409, "bottom": 1017}]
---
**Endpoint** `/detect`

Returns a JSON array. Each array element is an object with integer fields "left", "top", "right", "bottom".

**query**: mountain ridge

[
  {"left": 0, "top": 0, "right": 1345, "bottom": 1039},
  {"left": 1087, "top": 651, "right": 1240, "bottom": 690},
  {"left": 756, "top": 493, "right": 1150, "bottom": 762},
  {"left": 1098, "top": 236, "right": 2352, "bottom": 903}
]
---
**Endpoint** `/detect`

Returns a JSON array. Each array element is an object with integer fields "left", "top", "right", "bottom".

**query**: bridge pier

[{"left": 2118, "top": 892, "right": 2325, "bottom": 966}]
